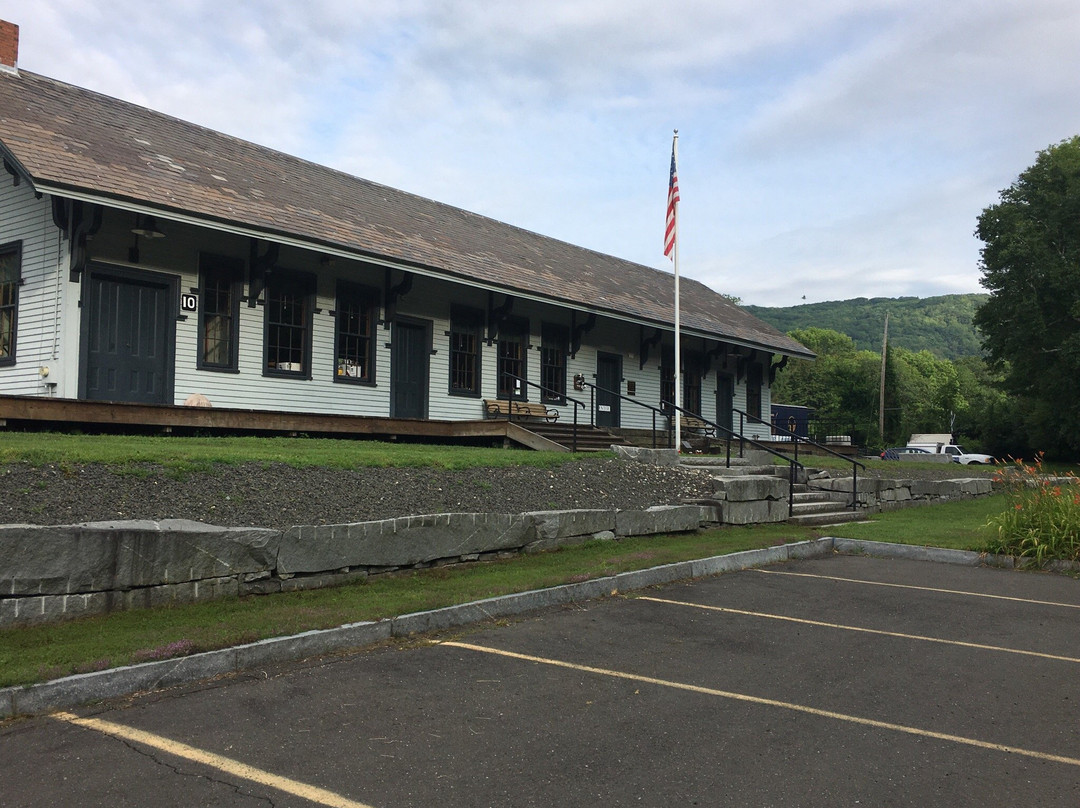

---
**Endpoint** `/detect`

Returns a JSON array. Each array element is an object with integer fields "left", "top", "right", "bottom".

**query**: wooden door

[
  {"left": 81, "top": 267, "right": 175, "bottom": 404},
  {"left": 391, "top": 319, "right": 429, "bottom": 419},
  {"left": 595, "top": 353, "right": 621, "bottom": 428}
]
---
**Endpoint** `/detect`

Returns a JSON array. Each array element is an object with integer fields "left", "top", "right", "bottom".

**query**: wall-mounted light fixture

[
  {"left": 129, "top": 213, "right": 165, "bottom": 262},
  {"left": 131, "top": 215, "right": 165, "bottom": 239}
]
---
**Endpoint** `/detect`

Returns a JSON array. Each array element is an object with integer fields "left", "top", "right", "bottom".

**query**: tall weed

[{"left": 985, "top": 454, "right": 1080, "bottom": 562}]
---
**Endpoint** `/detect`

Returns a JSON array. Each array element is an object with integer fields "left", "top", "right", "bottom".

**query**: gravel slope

[
  {"left": 0, "top": 455, "right": 993, "bottom": 531},
  {"left": 0, "top": 459, "right": 719, "bottom": 531}
]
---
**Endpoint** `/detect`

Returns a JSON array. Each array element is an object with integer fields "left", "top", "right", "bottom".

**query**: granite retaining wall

[
  {"left": 0, "top": 505, "right": 712, "bottom": 627},
  {"left": 0, "top": 473, "right": 1000, "bottom": 627},
  {"left": 810, "top": 475, "right": 995, "bottom": 509}
]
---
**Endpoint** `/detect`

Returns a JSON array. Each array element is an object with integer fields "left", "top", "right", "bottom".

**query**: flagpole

[{"left": 672, "top": 131, "right": 682, "bottom": 452}]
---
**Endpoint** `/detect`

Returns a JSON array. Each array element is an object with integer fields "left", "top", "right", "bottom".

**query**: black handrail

[
  {"left": 734, "top": 407, "right": 866, "bottom": 510},
  {"left": 500, "top": 374, "right": 586, "bottom": 452},
  {"left": 663, "top": 401, "right": 804, "bottom": 518},
  {"left": 578, "top": 380, "right": 672, "bottom": 449}
]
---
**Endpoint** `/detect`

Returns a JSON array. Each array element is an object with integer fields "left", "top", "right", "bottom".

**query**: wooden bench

[
  {"left": 676, "top": 415, "right": 716, "bottom": 437},
  {"left": 484, "top": 399, "right": 560, "bottom": 422}
]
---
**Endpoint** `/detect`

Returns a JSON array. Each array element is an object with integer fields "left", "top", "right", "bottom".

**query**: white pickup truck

[{"left": 907, "top": 434, "right": 995, "bottom": 465}]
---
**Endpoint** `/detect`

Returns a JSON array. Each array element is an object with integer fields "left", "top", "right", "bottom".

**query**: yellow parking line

[
  {"left": 754, "top": 568, "right": 1080, "bottom": 609},
  {"left": 637, "top": 596, "right": 1080, "bottom": 664},
  {"left": 442, "top": 641, "right": 1080, "bottom": 769},
  {"left": 52, "top": 712, "right": 375, "bottom": 808}
]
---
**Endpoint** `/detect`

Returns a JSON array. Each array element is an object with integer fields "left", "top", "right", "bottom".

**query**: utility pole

[{"left": 879, "top": 311, "right": 889, "bottom": 441}]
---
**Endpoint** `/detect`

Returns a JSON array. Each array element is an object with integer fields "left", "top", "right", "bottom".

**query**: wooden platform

[{"left": 0, "top": 394, "right": 511, "bottom": 443}]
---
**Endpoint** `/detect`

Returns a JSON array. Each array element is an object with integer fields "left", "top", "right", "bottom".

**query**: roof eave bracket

[
  {"left": 51, "top": 198, "right": 102, "bottom": 282},
  {"left": 570, "top": 311, "right": 597, "bottom": 359}
]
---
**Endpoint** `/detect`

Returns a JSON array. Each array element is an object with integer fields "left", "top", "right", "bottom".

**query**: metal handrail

[
  {"left": 662, "top": 400, "right": 804, "bottom": 518},
  {"left": 734, "top": 407, "right": 866, "bottom": 510},
  {"left": 500, "top": 374, "right": 586, "bottom": 452},
  {"left": 578, "top": 380, "right": 672, "bottom": 449}
]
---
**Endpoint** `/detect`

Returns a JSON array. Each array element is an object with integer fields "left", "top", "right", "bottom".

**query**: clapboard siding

[
  {"left": 1, "top": 198, "right": 779, "bottom": 428},
  {"left": 0, "top": 182, "right": 63, "bottom": 396}
]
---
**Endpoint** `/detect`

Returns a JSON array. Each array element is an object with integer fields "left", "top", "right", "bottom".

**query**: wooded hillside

[{"left": 745, "top": 294, "right": 987, "bottom": 359}]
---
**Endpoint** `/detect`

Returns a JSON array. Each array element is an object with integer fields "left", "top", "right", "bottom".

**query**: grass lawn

[
  {"left": 0, "top": 432, "right": 597, "bottom": 472},
  {"left": 0, "top": 493, "right": 1011, "bottom": 689},
  {"left": 824, "top": 495, "right": 1002, "bottom": 549}
]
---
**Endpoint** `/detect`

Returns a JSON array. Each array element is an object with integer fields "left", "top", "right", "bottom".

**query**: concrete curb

[
  {"left": 0, "top": 537, "right": 1055, "bottom": 721},
  {"left": 829, "top": 537, "right": 986, "bottom": 566}
]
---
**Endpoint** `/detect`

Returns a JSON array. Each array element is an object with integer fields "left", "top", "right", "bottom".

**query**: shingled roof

[{"left": 0, "top": 68, "right": 812, "bottom": 359}]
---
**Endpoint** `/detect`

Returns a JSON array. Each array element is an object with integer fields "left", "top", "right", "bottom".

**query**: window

[
  {"left": 660, "top": 348, "right": 675, "bottom": 414},
  {"left": 497, "top": 317, "right": 528, "bottom": 399},
  {"left": 335, "top": 282, "right": 378, "bottom": 384},
  {"left": 0, "top": 241, "right": 21, "bottom": 366},
  {"left": 540, "top": 323, "right": 567, "bottom": 403},
  {"left": 683, "top": 353, "right": 702, "bottom": 415},
  {"left": 197, "top": 253, "right": 243, "bottom": 371},
  {"left": 264, "top": 271, "right": 314, "bottom": 377},
  {"left": 449, "top": 306, "right": 482, "bottom": 396},
  {"left": 746, "top": 362, "right": 763, "bottom": 421}
]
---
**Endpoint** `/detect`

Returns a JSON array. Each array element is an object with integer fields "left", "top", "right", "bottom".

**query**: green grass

[
  {"left": 824, "top": 495, "right": 1003, "bottom": 550},
  {"left": 0, "top": 433, "right": 597, "bottom": 473},
  {"left": 797, "top": 452, "right": 1000, "bottom": 476}
]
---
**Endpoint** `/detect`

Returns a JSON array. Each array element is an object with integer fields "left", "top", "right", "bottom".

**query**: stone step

[
  {"left": 790, "top": 500, "right": 853, "bottom": 515},
  {"left": 792, "top": 490, "right": 851, "bottom": 504},
  {"left": 678, "top": 456, "right": 765, "bottom": 468},
  {"left": 685, "top": 464, "right": 783, "bottom": 477},
  {"left": 786, "top": 509, "right": 869, "bottom": 527}
]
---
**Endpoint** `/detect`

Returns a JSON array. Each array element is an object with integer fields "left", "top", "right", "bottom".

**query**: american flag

[{"left": 664, "top": 141, "right": 679, "bottom": 259}]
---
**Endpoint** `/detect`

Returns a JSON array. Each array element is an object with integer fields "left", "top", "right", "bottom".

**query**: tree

[
  {"left": 974, "top": 135, "right": 1080, "bottom": 456},
  {"left": 771, "top": 328, "right": 882, "bottom": 444}
]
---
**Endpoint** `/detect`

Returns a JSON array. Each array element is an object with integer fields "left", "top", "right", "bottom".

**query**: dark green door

[
  {"left": 391, "top": 319, "right": 429, "bottom": 419},
  {"left": 716, "top": 373, "right": 734, "bottom": 434},
  {"left": 595, "top": 353, "right": 621, "bottom": 428},
  {"left": 82, "top": 267, "right": 174, "bottom": 404}
]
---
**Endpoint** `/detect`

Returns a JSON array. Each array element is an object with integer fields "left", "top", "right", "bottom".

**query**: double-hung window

[
  {"left": 683, "top": 353, "right": 703, "bottom": 415},
  {"left": 0, "top": 241, "right": 20, "bottom": 367},
  {"left": 334, "top": 282, "right": 378, "bottom": 384},
  {"left": 264, "top": 271, "right": 314, "bottom": 377},
  {"left": 540, "top": 323, "right": 567, "bottom": 404},
  {"left": 497, "top": 317, "right": 529, "bottom": 399},
  {"left": 746, "top": 362, "right": 763, "bottom": 421},
  {"left": 449, "top": 306, "right": 482, "bottom": 396},
  {"left": 660, "top": 348, "right": 675, "bottom": 414},
  {"left": 197, "top": 253, "right": 243, "bottom": 372}
]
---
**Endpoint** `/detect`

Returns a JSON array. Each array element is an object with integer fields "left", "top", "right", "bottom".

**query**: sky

[{"left": 5, "top": 0, "right": 1080, "bottom": 307}]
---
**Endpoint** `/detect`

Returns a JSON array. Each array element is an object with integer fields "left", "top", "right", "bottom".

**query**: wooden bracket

[
  {"left": 639, "top": 326, "right": 663, "bottom": 370},
  {"left": 486, "top": 292, "right": 514, "bottom": 344},
  {"left": 384, "top": 269, "right": 414, "bottom": 329},
  {"left": 247, "top": 240, "right": 279, "bottom": 307},
  {"left": 570, "top": 311, "right": 596, "bottom": 358}
]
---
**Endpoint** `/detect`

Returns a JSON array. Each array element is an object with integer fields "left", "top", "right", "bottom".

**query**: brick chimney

[{"left": 0, "top": 20, "right": 19, "bottom": 74}]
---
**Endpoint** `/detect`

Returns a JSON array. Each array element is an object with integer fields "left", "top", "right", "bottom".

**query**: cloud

[{"left": 4, "top": 0, "right": 1080, "bottom": 309}]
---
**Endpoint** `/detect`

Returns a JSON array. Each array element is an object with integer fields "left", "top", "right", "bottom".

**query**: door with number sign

[
  {"left": 80, "top": 264, "right": 176, "bottom": 404},
  {"left": 595, "top": 352, "right": 621, "bottom": 428}
]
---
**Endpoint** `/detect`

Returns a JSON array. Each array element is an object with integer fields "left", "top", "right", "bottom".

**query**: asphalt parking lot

[{"left": 2, "top": 553, "right": 1079, "bottom": 807}]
